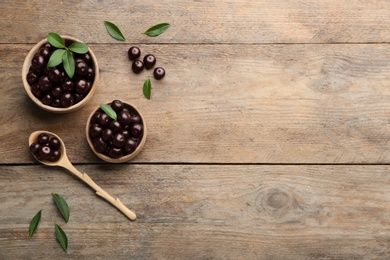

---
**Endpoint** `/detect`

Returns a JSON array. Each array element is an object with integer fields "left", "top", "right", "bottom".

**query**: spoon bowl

[
  {"left": 29, "top": 130, "right": 136, "bottom": 220},
  {"left": 29, "top": 130, "right": 69, "bottom": 167}
]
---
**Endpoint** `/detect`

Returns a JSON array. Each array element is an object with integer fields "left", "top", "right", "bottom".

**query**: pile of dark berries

[
  {"left": 128, "top": 46, "right": 165, "bottom": 80},
  {"left": 30, "top": 133, "right": 62, "bottom": 162},
  {"left": 89, "top": 100, "right": 144, "bottom": 159},
  {"left": 26, "top": 41, "right": 95, "bottom": 108}
]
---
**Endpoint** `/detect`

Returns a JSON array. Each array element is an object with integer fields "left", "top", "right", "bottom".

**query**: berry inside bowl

[
  {"left": 22, "top": 35, "right": 99, "bottom": 113},
  {"left": 86, "top": 100, "right": 147, "bottom": 163}
]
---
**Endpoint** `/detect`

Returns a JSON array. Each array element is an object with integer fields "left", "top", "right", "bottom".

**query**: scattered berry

[
  {"left": 128, "top": 46, "right": 141, "bottom": 60},
  {"left": 143, "top": 54, "right": 156, "bottom": 69},
  {"left": 132, "top": 60, "right": 144, "bottom": 74},
  {"left": 153, "top": 67, "right": 165, "bottom": 80}
]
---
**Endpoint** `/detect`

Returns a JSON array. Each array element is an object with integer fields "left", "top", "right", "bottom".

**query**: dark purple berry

[
  {"left": 32, "top": 55, "right": 45, "bottom": 70},
  {"left": 38, "top": 47, "right": 51, "bottom": 60},
  {"left": 130, "top": 114, "right": 141, "bottom": 124},
  {"left": 132, "top": 60, "right": 144, "bottom": 74},
  {"left": 131, "top": 123, "right": 143, "bottom": 138},
  {"left": 49, "top": 137, "right": 61, "bottom": 150},
  {"left": 43, "top": 65, "right": 52, "bottom": 75},
  {"left": 124, "top": 138, "right": 138, "bottom": 154},
  {"left": 102, "top": 128, "right": 113, "bottom": 142},
  {"left": 39, "top": 146, "right": 52, "bottom": 160},
  {"left": 109, "top": 121, "right": 122, "bottom": 133},
  {"left": 113, "top": 133, "right": 125, "bottom": 148},
  {"left": 51, "top": 86, "right": 62, "bottom": 98},
  {"left": 62, "top": 80, "right": 74, "bottom": 93},
  {"left": 85, "top": 67, "right": 95, "bottom": 80},
  {"left": 27, "top": 71, "right": 40, "bottom": 85},
  {"left": 60, "top": 93, "right": 75, "bottom": 107},
  {"left": 111, "top": 100, "right": 123, "bottom": 112},
  {"left": 74, "top": 93, "right": 84, "bottom": 104},
  {"left": 99, "top": 113, "right": 110, "bottom": 126},
  {"left": 48, "top": 68, "right": 61, "bottom": 83},
  {"left": 31, "top": 84, "right": 43, "bottom": 98},
  {"left": 30, "top": 142, "right": 41, "bottom": 155},
  {"left": 50, "top": 150, "right": 61, "bottom": 162},
  {"left": 108, "top": 147, "right": 123, "bottom": 158},
  {"left": 153, "top": 67, "right": 165, "bottom": 80},
  {"left": 86, "top": 81, "right": 92, "bottom": 90},
  {"left": 91, "top": 112, "right": 102, "bottom": 123},
  {"left": 51, "top": 98, "right": 61, "bottom": 107},
  {"left": 75, "top": 58, "right": 84, "bottom": 64},
  {"left": 93, "top": 137, "right": 107, "bottom": 153},
  {"left": 118, "top": 110, "right": 132, "bottom": 125},
  {"left": 42, "top": 43, "right": 53, "bottom": 51},
  {"left": 143, "top": 54, "right": 156, "bottom": 69},
  {"left": 75, "top": 79, "right": 88, "bottom": 94},
  {"left": 60, "top": 71, "right": 71, "bottom": 82},
  {"left": 121, "top": 129, "right": 130, "bottom": 138},
  {"left": 75, "top": 60, "right": 89, "bottom": 76},
  {"left": 128, "top": 46, "right": 141, "bottom": 60},
  {"left": 41, "top": 93, "right": 53, "bottom": 105},
  {"left": 89, "top": 123, "right": 103, "bottom": 138},
  {"left": 81, "top": 53, "right": 92, "bottom": 66},
  {"left": 38, "top": 75, "right": 52, "bottom": 92}
]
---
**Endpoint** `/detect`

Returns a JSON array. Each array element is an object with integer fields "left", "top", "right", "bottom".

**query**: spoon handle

[{"left": 64, "top": 162, "right": 136, "bottom": 221}]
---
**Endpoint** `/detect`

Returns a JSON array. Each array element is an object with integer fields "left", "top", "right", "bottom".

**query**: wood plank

[
  {"left": 2, "top": 0, "right": 390, "bottom": 44},
  {"left": 1, "top": 164, "right": 389, "bottom": 259},
  {"left": 2, "top": 43, "right": 390, "bottom": 164}
]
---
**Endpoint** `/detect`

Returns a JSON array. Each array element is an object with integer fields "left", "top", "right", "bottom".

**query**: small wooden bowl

[
  {"left": 86, "top": 101, "right": 147, "bottom": 163},
  {"left": 22, "top": 36, "right": 99, "bottom": 113}
]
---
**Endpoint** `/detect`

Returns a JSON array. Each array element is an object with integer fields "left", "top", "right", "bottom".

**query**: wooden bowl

[
  {"left": 86, "top": 101, "right": 147, "bottom": 163},
  {"left": 22, "top": 36, "right": 99, "bottom": 113}
]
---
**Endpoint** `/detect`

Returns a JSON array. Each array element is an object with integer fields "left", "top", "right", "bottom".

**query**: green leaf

[
  {"left": 47, "top": 32, "right": 65, "bottom": 48},
  {"left": 62, "top": 50, "right": 75, "bottom": 78},
  {"left": 47, "top": 49, "right": 66, "bottom": 68},
  {"left": 100, "top": 103, "right": 117, "bottom": 121},
  {"left": 55, "top": 223, "right": 68, "bottom": 252},
  {"left": 68, "top": 42, "right": 89, "bottom": 54},
  {"left": 29, "top": 209, "right": 42, "bottom": 237},
  {"left": 104, "top": 21, "right": 126, "bottom": 41},
  {"left": 143, "top": 23, "right": 170, "bottom": 37},
  {"left": 143, "top": 77, "right": 152, "bottom": 100},
  {"left": 52, "top": 193, "right": 70, "bottom": 223}
]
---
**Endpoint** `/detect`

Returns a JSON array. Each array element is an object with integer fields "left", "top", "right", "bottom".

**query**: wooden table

[{"left": 1, "top": 1, "right": 390, "bottom": 259}]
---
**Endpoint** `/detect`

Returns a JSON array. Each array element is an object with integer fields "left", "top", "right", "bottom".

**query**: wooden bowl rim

[
  {"left": 22, "top": 35, "right": 99, "bottom": 113},
  {"left": 85, "top": 101, "right": 147, "bottom": 163}
]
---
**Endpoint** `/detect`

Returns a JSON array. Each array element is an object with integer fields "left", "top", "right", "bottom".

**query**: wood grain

[
  {"left": 2, "top": 43, "right": 390, "bottom": 164},
  {"left": 2, "top": 0, "right": 390, "bottom": 44},
  {"left": 1, "top": 165, "right": 389, "bottom": 259},
  {"left": 2, "top": 1, "right": 390, "bottom": 258}
]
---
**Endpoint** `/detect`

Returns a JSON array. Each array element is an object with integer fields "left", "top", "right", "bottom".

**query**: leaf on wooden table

[
  {"left": 143, "top": 23, "right": 170, "bottom": 37},
  {"left": 55, "top": 223, "right": 68, "bottom": 252},
  {"left": 52, "top": 193, "right": 70, "bottom": 223},
  {"left": 143, "top": 77, "right": 152, "bottom": 99},
  {"left": 28, "top": 209, "right": 42, "bottom": 237},
  {"left": 104, "top": 21, "right": 126, "bottom": 41}
]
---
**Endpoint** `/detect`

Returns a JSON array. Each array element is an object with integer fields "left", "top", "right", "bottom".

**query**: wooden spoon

[{"left": 28, "top": 130, "right": 136, "bottom": 221}]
